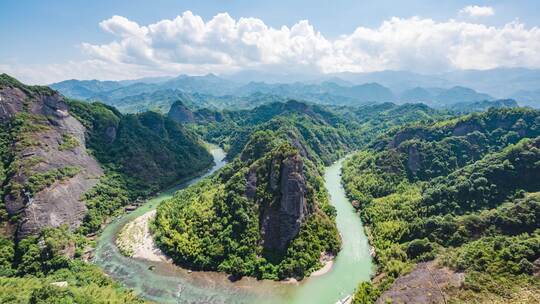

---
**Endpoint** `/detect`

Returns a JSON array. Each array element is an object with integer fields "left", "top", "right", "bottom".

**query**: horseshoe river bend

[{"left": 93, "top": 147, "right": 374, "bottom": 303}]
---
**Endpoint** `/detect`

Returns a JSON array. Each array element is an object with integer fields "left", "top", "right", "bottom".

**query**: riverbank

[
  {"left": 310, "top": 261, "right": 334, "bottom": 277},
  {"left": 116, "top": 210, "right": 169, "bottom": 262},
  {"left": 310, "top": 252, "right": 335, "bottom": 277},
  {"left": 93, "top": 154, "right": 373, "bottom": 304},
  {"left": 117, "top": 201, "right": 336, "bottom": 278}
]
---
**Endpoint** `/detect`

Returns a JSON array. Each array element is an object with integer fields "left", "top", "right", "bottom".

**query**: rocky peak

[
  {"left": 259, "top": 153, "right": 308, "bottom": 252},
  {"left": 168, "top": 100, "right": 195, "bottom": 123},
  {"left": 0, "top": 79, "right": 103, "bottom": 239},
  {"left": 451, "top": 120, "right": 482, "bottom": 136},
  {"left": 406, "top": 144, "right": 421, "bottom": 175},
  {"left": 388, "top": 128, "right": 428, "bottom": 149}
]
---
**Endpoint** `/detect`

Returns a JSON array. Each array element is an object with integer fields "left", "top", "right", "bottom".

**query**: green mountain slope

[
  {"left": 342, "top": 108, "right": 540, "bottom": 303},
  {"left": 154, "top": 100, "right": 442, "bottom": 281},
  {"left": 155, "top": 133, "right": 340, "bottom": 280},
  {"left": 68, "top": 101, "right": 212, "bottom": 195},
  {"left": 183, "top": 101, "right": 442, "bottom": 165},
  {"left": 0, "top": 74, "right": 213, "bottom": 303}
]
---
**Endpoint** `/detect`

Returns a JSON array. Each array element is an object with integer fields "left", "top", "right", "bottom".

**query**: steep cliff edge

[
  {"left": 0, "top": 75, "right": 218, "bottom": 303},
  {"left": 258, "top": 153, "right": 308, "bottom": 252},
  {"left": 0, "top": 74, "right": 214, "bottom": 239},
  {"left": 154, "top": 131, "right": 340, "bottom": 280},
  {"left": 167, "top": 100, "right": 195, "bottom": 123},
  {"left": 0, "top": 74, "right": 103, "bottom": 238}
]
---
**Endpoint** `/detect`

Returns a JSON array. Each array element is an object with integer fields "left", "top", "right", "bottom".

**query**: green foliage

[
  {"left": 451, "top": 271, "right": 540, "bottom": 302},
  {"left": 0, "top": 76, "right": 217, "bottom": 304},
  {"left": 25, "top": 166, "right": 81, "bottom": 195},
  {"left": 406, "top": 238, "right": 436, "bottom": 261},
  {"left": 442, "top": 232, "right": 540, "bottom": 276},
  {"left": 191, "top": 101, "right": 441, "bottom": 166},
  {"left": 0, "top": 111, "right": 53, "bottom": 220},
  {"left": 0, "top": 275, "right": 144, "bottom": 304},
  {"left": 192, "top": 101, "right": 355, "bottom": 166},
  {"left": 352, "top": 282, "right": 380, "bottom": 304},
  {"left": 278, "top": 213, "right": 340, "bottom": 279},
  {"left": 0, "top": 237, "right": 15, "bottom": 277},
  {"left": 421, "top": 138, "right": 540, "bottom": 217},
  {"left": 68, "top": 100, "right": 213, "bottom": 194},
  {"left": 79, "top": 173, "right": 131, "bottom": 234},
  {"left": 0, "top": 73, "right": 55, "bottom": 97},
  {"left": 151, "top": 100, "right": 439, "bottom": 282},
  {"left": 0, "top": 124, "right": 13, "bottom": 223},
  {"left": 154, "top": 137, "right": 340, "bottom": 280},
  {"left": 13, "top": 226, "right": 82, "bottom": 276},
  {"left": 29, "top": 285, "right": 76, "bottom": 304},
  {"left": 342, "top": 108, "right": 540, "bottom": 302},
  {"left": 57, "top": 99, "right": 215, "bottom": 235},
  {"left": 0, "top": 226, "right": 144, "bottom": 303},
  {"left": 58, "top": 134, "right": 79, "bottom": 151}
]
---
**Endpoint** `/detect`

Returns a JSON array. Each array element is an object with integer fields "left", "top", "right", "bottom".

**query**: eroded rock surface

[
  {"left": 406, "top": 144, "right": 421, "bottom": 174},
  {"left": 377, "top": 261, "right": 464, "bottom": 304},
  {"left": 0, "top": 84, "right": 103, "bottom": 238},
  {"left": 260, "top": 154, "right": 308, "bottom": 252},
  {"left": 168, "top": 100, "right": 195, "bottom": 123}
]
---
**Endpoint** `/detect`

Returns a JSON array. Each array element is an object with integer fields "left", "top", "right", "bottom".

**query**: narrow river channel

[{"left": 93, "top": 149, "right": 373, "bottom": 303}]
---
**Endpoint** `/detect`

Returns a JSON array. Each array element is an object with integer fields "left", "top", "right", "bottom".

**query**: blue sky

[{"left": 1, "top": 0, "right": 540, "bottom": 83}]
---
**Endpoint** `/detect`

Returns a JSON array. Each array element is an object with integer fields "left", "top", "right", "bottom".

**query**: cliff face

[
  {"left": 153, "top": 126, "right": 340, "bottom": 279},
  {"left": 256, "top": 153, "right": 308, "bottom": 252},
  {"left": 0, "top": 78, "right": 103, "bottom": 238},
  {"left": 167, "top": 100, "right": 195, "bottom": 123}
]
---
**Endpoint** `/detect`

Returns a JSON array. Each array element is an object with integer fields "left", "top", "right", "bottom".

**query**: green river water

[{"left": 93, "top": 148, "right": 374, "bottom": 303}]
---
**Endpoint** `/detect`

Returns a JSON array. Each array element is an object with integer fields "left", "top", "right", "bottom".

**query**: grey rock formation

[
  {"left": 245, "top": 166, "right": 257, "bottom": 201},
  {"left": 259, "top": 154, "right": 308, "bottom": 252},
  {"left": 388, "top": 128, "right": 429, "bottom": 149},
  {"left": 105, "top": 126, "right": 117, "bottom": 143},
  {"left": 452, "top": 121, "right": 482, "bottom": 136},
  {"left": 406, "top": 144, "right": 421, "bottom": 174},
  {"left": 0, "top": 86, "right": 103, "bottom": 238},
  {"left": 168, "top": 100, "right": 195, "bottom": 123},
  {"left": 377, "top": 261, "right": 464, "bottom": 304}
]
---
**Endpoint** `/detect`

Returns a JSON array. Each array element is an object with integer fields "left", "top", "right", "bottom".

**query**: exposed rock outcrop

[
  {"left": 451, "top": 121, "right": 482, "bottom": 136},
  {"left": 259, "top": 153, "right": 308, "bottom": 252},
  {"left": 388, "top": 128, "right": 429, "bottom": 149},
  {"left": 0, "top": 79, "right": 103, "bottom": 238},
  {"left": 406, "top": 144, "right": 421, "bottom": 174},
  {"left": 167, "top": 100, "right": 195, "bottom": 123},
  {"left": 377, "top": 261, "right": 464, "bottom": 304}
]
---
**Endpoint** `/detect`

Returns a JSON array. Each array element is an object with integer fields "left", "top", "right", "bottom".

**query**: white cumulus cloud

[
  {"left": 81, "top": 12, "right": 540, "bottom": 74},
  {"left": 3, "top": 10, "right": 540, "bottom": 84},
  {"left": 460, "top": 5, "right": 495, "bottom": 17}
]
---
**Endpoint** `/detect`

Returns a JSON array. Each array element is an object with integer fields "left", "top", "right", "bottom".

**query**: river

[{"left": 93, "top": 148, "right": 373, "bottom": 303}]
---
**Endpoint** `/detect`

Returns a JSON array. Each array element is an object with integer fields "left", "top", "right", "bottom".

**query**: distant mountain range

[
  {"left": 51, "top": 74, "right": 237, "bottom": 101},
  {"left": 50, "top": 68, "right": 540, "bottom": 112},
  {"left": 399, "top": 86, "right": 494, "bottom": 107},
  {"left": 446, "top": 99, "right": 518, "bottom": 114},
  {"left": 223, "top": 68, "right": 540, "bottom": 99},
  {"left": 511, "top": 89, "right": 540, "bottom": 108}
]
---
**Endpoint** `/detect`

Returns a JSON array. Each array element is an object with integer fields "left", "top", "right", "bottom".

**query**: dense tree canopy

[
  {"left": 154, "top": 133, "right": 340, "bottom": 280},
  {"left": 343, "top": 108, "right": 540, "bottom": 303}
]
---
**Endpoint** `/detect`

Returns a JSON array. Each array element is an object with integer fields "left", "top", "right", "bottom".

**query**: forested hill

[
  {"left": 153, "top": 99, "right": 443, "bottom": 281},
  {"left": 172, "top": 100, "right": 443, "bottom": 165},
  {"left": 154, "top": 131, "right": 341, "bottom": 280},
  {"left": 342, "top": 107, "right": 540, "bottom": 303},
  {"left": 0, "top": 73, "right": 213, "bottom": 237},
  {"left": 68, "top": 101, "right": 212, "bottom": 194},
  {"left": 0, "top": 74, "right": 211, "bottom": 303},
  {"left": 192, "top": 100, "right": 355, "bottom": 165}
]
